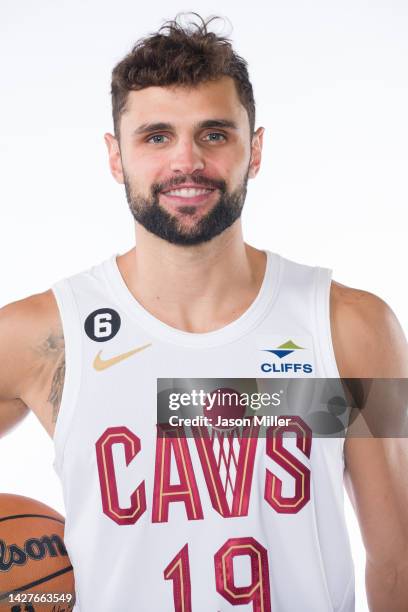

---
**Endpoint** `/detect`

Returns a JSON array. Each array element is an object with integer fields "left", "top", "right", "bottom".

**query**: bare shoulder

[
  {"left": 330, "top": 280, "right": 408, "bottom": 377},
  {"left": 0, "top": 289, "right": 64, "bottom": 403}
]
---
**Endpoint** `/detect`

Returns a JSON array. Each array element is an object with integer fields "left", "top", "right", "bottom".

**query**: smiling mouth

[{"left": 161, "top": 186, "right": 216, "bottom": 205}]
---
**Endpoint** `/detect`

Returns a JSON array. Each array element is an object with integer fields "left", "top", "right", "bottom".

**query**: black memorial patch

[{"left": 84, "top": 308, "right": 121, "bottom": 342}]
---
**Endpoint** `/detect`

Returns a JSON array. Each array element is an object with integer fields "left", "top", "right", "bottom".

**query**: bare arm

[
  {"left": 331, "top": 283, "right": 408, "bottom": 611},
  {"left": 0, "top": 300, "right": 33, "bottom": 437},
  {"left": 0, "top": 292, "right": 64, "bottom": 438},
  {"left": 345, "top": 437, "right": 408, "bottom": 611}
]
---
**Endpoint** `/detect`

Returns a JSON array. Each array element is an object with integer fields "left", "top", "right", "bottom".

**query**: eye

[
  {"left": 146, "top": 134, "right": 169, "bottom": 144},
  {"left": 204, "top": 132, "right": 227, "bottom": 142}
]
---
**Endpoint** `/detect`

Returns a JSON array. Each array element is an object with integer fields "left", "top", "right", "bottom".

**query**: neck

[{"left": 117, "top": 221, "right": 267, "bottom": 333}]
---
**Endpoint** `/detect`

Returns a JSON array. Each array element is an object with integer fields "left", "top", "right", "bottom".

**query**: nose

[{"left": 169, "top": 139, "right": 205, "bottom": 174}]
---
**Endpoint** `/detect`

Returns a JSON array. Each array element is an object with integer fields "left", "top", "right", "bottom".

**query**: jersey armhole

[
  {"left": 313, "top": 267, "right": 347, "bottom": 468},
  {"left": 51, "top": 277, "right": 83, "bottom": 477},
  {"left": 314, "top": 266, "right": 342, "bottom": 379}
]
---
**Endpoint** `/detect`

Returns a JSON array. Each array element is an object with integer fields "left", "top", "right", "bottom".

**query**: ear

[
  {"left": 104, "top": 133, "right": 124, "bottom": 184},
  {"left": 248, "top": 127, "right": 265, "bottom": 179}
]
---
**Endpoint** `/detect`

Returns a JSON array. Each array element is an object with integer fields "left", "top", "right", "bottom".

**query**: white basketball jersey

[{"left": 51, "top": 250, "right": 355, "bottom": 612}]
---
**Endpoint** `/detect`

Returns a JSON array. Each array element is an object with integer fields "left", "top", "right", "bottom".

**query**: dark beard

[{"left": 124, "top": 171, "right": 249, "bottom": 246}]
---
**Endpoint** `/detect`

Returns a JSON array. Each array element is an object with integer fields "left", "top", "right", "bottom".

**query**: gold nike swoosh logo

[{"left": 93, "top": 343, "right": 152, "bottom": 371}]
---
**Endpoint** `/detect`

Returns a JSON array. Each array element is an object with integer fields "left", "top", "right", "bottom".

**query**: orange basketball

[{"left": 0, "top": 493, "right": 76, "bottom": 611}]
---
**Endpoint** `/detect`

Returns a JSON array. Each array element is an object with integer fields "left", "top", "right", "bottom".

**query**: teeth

[{"left": 164, "top": 188, "right": 212, "bottom": 197}]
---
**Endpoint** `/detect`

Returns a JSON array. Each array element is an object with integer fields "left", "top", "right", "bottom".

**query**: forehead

[{"left": 121, "top": 76, "right": 248, "bottom": 130}]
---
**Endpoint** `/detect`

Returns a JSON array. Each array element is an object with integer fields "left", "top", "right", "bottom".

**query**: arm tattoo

[
  {"left": 48, "top": 355, "right": 66, "bottom": 423},
  {"left": 36, "top": 330, "right": 66, "bottom": 423}
]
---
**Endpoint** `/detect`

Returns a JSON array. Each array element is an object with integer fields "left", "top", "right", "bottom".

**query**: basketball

[{"left": 0, "top": 494, "right": 75, "bottom": 611}]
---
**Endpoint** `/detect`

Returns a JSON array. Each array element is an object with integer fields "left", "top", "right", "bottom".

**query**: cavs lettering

[{"left": 95, "top": 416, "right": 311, "bottom": 525}]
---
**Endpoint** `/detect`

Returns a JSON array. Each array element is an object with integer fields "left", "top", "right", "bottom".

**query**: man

[{"left": 1, "top": 13, "right": 407, "bottom": 611}]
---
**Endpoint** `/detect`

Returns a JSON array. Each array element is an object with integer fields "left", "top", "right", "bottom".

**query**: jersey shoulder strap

[
  {"left": 51, "top": 255, "right": 113, "bottom": 474},
  {"left": 270, "top": 254, "right": 340, "bottom": 378}
]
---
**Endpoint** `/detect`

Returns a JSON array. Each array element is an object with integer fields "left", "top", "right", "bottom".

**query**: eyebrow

[{"left": 133, "top": 119, "right": 239, "bottom": 136}]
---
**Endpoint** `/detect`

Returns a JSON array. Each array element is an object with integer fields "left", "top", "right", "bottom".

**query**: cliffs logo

[{"left": 261, "top": 339, "right": 313, "bottom": 374}]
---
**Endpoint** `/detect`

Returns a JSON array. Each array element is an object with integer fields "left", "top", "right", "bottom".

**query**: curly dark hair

[{"left": 110, "top": 13, "right": 256, "bottom": 139}]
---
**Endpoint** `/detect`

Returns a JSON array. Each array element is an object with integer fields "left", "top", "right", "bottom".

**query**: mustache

[{"left": 152, "top": 175, "right": 227, "bottom": 195}]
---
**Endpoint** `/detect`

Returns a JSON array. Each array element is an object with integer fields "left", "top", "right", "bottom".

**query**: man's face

[{"left": 105, "top": 76, "right": 263, "bottom": 245}]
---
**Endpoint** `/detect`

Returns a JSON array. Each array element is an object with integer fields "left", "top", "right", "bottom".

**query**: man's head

[{"left": 104, "top": 13, "right": 264, "bottom": 246}]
